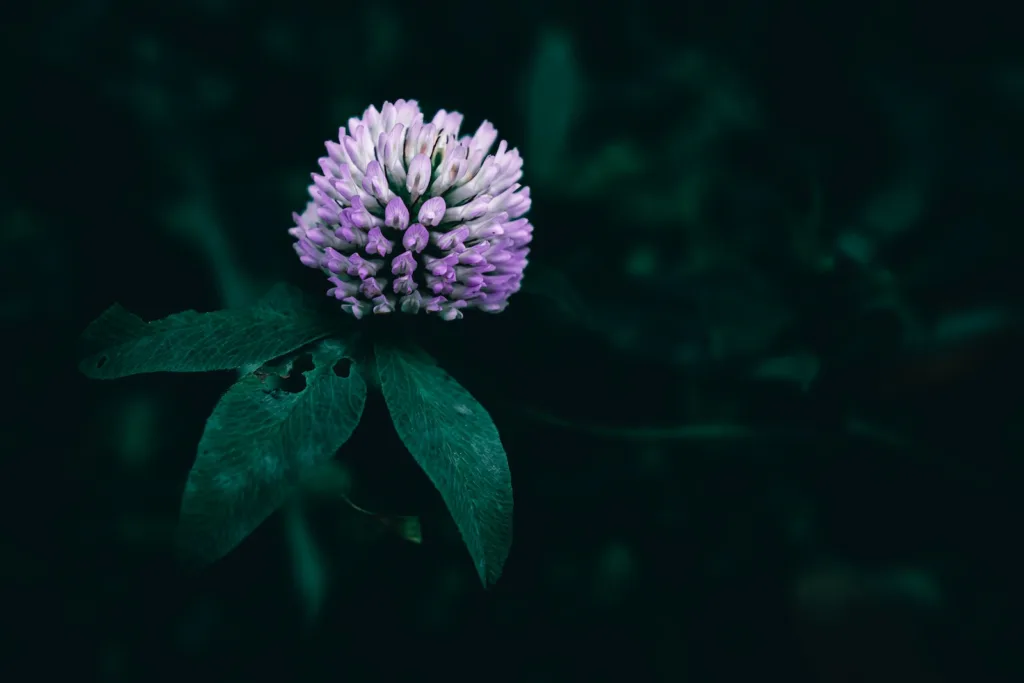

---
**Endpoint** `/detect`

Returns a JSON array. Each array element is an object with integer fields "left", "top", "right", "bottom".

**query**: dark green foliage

[
  {"left": 177, "top": 339, "right": 366, "bottom": 565},
  {"left": 375, "top": 343, "right": 514, "bottom": 586},
  {"left": 79, "top": 284, "right": 337, "bottom": 378}
]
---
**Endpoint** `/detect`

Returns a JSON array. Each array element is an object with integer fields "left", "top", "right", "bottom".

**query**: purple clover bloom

[{"left": 289, "top": 100, "right": 534, "bottom": 321}]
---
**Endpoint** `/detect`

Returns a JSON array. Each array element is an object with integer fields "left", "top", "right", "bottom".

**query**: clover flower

[{"left": 290, "top": 100, "right": 533, "bottom": 321}]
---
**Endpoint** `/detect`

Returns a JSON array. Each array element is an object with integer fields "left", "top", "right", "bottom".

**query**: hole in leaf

[
  {"left": 95, "top": 356, "right": 107, "bottom": 368},
  {"left": 332, "top": 358, "right": 352, "bottom": 378},
  {"left": 279, "top": 353, "right": 315, "bottom": 393}
]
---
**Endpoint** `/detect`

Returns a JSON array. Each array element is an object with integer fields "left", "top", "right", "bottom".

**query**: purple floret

[{"left": 289, "top": 99, "right": 533, "bottom": 320}]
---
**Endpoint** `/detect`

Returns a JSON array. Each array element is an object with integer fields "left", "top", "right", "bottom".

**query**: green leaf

[
  {"left": 176, "top": 338, "right": 366, "bottom": 565},
  {"left": 375, "top": 343, "right": 513, "bottom": 586},
  {"left": 79, "top": 283, "right": 336, "bottom": 378},
  {"left": 524, "top": 27, "right": 580, "bottom": 186}
]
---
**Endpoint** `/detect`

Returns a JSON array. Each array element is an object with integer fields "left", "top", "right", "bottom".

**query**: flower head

[{"left": 290, "top": 100, "right": 533, "bottom": 320}]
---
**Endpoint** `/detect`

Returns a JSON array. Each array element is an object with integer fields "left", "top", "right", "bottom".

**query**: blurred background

[{"left": 3, "top": 0, "right": 1023, "bottom": 681}]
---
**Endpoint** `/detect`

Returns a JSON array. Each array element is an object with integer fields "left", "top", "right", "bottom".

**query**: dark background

[{"left": 3, "top": 1, "right": 1023, "bottom": 681}]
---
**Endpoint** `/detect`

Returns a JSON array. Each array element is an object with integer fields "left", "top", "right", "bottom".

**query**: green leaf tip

[
  {"left": 79, "top": 283, "right": 337, "bottom": 379},
  {"left": 176, "top": 337, "right": 367, "bottom": 566},
  {"left": 375, "top": 342, "right": 513, "bottom": 587}
]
